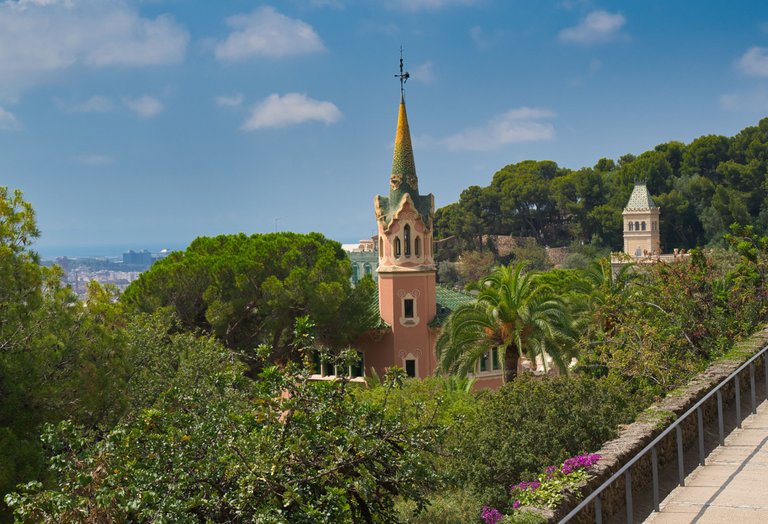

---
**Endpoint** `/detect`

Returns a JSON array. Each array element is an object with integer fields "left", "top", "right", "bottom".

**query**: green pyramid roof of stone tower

[{"left": 624, "top": 183, "right": 658, "bottom": 211}]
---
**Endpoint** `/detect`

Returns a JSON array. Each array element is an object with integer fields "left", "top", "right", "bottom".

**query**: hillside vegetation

[{"left": 435, "top": 117, "right": 768, "bottom": 255}]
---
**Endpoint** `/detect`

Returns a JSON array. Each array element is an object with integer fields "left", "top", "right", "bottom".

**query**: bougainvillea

[
  {"left": 486, "top": 452, "right": 602, "bottom": 516},
  {"left": 481, "top": 505, "right": 504, "bottom": 524},
  {"left": 561, "top": 453, "right": 601, "bottom": 475}
]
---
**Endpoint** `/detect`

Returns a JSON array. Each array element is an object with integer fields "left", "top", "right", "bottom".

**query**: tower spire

[
  {"left": 391, "top": 48, "right": 417, "bottom": 198},
  {"left": 375, "top": 48, "right": 433, "bottom": 234}
]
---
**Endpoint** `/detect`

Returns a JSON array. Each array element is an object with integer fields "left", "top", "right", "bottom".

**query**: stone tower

[
  {"left": 373, "top": 94, "right": 437, "bottom": 378},
  {"left": 623, "top": 182, "right": 661, "bottom": 257}
]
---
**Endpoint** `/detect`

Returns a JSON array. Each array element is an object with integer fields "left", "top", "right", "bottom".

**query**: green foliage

[
  {"left": 435, "top": 117, "right": 768, "bottom": 254},
  {"left": 0, "top": 189, "right": 132, "bottom": 519},
  {"left": 499, "top": 511, "right": 547, "bottom": 524},
  {"left": 505, "top": 238, "right": 551, "bottom": 270},
  {"left": 437, "top": 263, "right": 577, "bottom": 383},
  {"left": 7, "top": 326, "right": 445, "bottom": 523},
  {"left": 395, "top": 488, "right": 481, "bottom": 524},
  {"left": 448, "top": 375, "right": 647, "bottom": 501},
  {"left": 578, "top": 249, "right": 766, "bottom": 394},
  {"left": 122, "top": 232, "right": 377, "bottom": 369},
  {"left": 457, "top": 250, "right": 497, "bottom": 287}
]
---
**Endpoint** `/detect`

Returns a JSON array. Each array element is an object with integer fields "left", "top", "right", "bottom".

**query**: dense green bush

[
  {"left": 447, "top": 375, "right": 649, "bottom": 506},
  {"left": 6, "top": 328, "right": 445, "bottom": 523}
]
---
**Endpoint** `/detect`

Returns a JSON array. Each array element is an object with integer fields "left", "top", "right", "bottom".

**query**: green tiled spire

[
  {"left": 375, "top": 96, "right": 433, "bottom": 231},
  {"left": 392, "top": 98, "right": 418, "bottom": 184}
]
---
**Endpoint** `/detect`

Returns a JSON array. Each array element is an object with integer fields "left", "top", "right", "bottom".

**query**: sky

[{"left": 3, "top": 0, "right": 768, "bottom": 257}]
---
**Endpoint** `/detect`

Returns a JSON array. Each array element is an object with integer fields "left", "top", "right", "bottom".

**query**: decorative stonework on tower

[
  {"left": 372, "top": 53, "right": 437, "bottom": 378},
  {"left": 623, "top": 183, "right": 661, "bottom": 257}
]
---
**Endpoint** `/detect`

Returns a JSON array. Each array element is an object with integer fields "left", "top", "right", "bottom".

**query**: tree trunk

[{"left": 504, "top": 345, "right": 520, "bottom": 383}]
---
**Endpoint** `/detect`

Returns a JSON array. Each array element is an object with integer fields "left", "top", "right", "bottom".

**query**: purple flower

[
  {"left": 481, "top": 505, "right": 503, "bottom": 524},
  {"left": 561, "top": 453, "right": 601, "bottom": 475},
  {"left": 545, "top": 465, "right": 557, "bottom": 477},
  {"left": 512, "top": 500, "right": 521, "bottom": 509}
]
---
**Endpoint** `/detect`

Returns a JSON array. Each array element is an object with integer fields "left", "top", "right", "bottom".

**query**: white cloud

[
  {"left": 720, "top": 87, "right": 768, "bottom": 112},
  {"left": 387, "top": 0, "right": 479, "bottom": 11},
  {"left": 559, "top": 10, "right": 626, "bottom": 45},
  {"left": 68, "top": 95, "right": 114, "bottom": 112},
  {"left": 214, "top": 7, "right": 324, "bottom": 61},
  {"left": 123, "top": 95, "right": 164, "bottom": 118},
  {"left": 215, "top": 93, "right": 244, "bottom": 108},
  {"left": 736, "top": 47, "right": 768, "bottom": 77},
  {"left": 0, "top": 0, "right": 188, "bottom": 97},
  {"left": 429, "top": 107, "right": 555, "bottom": 151},
  {"left": 73, "top": 154, "right": 114, "bottom": 166},
  {"left": 412, "top": 61, "right": 435, "bottom": 84},
  {"left": 241, "top": 93, "right": 341, "bottom": 130},
  {"left": 0, "top": 105, "right": 18, "bottom": 130}
]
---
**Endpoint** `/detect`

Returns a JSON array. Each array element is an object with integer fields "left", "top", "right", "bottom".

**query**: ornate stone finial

[{"left": 394, "top": 46, "right": 410, "bottom": 99}]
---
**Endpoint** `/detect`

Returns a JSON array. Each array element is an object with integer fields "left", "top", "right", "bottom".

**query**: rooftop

[{"left": 624, "top": 183, "right": 658, "bottom": 211}]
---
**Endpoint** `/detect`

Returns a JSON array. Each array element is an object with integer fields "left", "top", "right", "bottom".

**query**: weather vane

[{"left": 395, "top": 46, "right": 409, "bottom": 98}]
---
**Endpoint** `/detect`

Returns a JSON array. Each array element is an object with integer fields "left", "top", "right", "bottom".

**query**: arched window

[
  {"left": 628, "top": 222, "right": 634, "bottom": 231},
  {"left": 641, "top": 221, "right": 646, "bottom": 231},
  {"left": 364, "top": 263, "right": 372, "bottom": 276},
  {"left": 395, "top": 237, "right": 401, "bottom": 258},
  {"left": 635, "top": 221, "right": 640, "bottom": 231},
  {"left": 414, "top": 236, "right": 421, "bottom": 257},
  {"left": 404, "top": 224, "right": 411, "bottom": 257},
  {"left": 379, "top": 236, "right": 383, "bottom": 256},
  {"left": 352, "top": 264, "right": 359, "bottom": 282}
]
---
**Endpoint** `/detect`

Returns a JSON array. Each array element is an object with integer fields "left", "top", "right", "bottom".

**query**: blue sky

[{"left": 2, "top": 0, "right": 768, "bottom": 257}]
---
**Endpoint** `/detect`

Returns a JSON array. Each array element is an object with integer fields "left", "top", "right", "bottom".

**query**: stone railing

[{"left": 548, "top": 326, "right": 768, "bottom": 523}]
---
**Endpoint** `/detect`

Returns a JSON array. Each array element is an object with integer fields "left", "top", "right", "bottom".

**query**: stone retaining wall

[{"left": 549, "top": 326, "right": 768, "bottom": 523}]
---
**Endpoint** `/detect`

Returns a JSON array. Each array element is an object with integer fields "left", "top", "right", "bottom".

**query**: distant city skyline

[{"left": 3, "top": 0, "right": 768, "bottom": 253}]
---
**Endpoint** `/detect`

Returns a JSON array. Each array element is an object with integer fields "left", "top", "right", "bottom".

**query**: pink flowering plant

[
  {"left": 507, "top": 453, "right": 601, "bottom": 511},
  {"left": 481, "top": 505, "right": 504, "bottom": 524}
]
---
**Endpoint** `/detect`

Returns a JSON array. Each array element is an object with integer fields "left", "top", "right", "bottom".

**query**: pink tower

[{"left": 372, "top": 92, "right": 438, "bottom": 378}]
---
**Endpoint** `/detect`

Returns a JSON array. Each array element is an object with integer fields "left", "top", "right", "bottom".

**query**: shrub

[{"left": 447, "top": 375, "right": 647, "bottom": 497}]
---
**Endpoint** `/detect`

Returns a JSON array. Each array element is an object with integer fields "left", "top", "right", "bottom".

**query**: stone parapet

[{"left": 547, "top": 326, "right": 768, "bottom": 523}]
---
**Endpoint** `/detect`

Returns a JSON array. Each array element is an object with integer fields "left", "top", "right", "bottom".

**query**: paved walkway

[{"left": 645, "top": 401, "right": 768, "bottom": 523}]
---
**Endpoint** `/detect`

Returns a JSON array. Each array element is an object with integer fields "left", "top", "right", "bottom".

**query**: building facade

[{"left": 343, "top": 238, "right": 378, "bottom": 285}]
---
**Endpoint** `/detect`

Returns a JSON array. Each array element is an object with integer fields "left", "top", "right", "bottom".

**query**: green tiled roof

[
  {"left": 625, "top": 183, "right": 657, "bottom": 211},
  {"left": 433, "top": 286, "right": 475, "bottom": 326}
]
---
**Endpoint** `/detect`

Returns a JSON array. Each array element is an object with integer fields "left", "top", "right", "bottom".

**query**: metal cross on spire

[{"left": 395, "top": 46, "right": 410, "bottom": 99}]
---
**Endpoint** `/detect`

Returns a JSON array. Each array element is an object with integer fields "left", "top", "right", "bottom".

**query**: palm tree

[
  {"left": 436, "top": 262, "right": 577, "bottom": 383},
  {"left": 582, "top": 258, "right": 637, "bottom": 336}
]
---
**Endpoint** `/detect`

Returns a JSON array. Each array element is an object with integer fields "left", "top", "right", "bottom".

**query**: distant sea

[
  {"left": 35, "top": 243, "right": 189, "bottom": 261},
  {"left": 35, "top": 235, "right": 362, "bottom": 261}
]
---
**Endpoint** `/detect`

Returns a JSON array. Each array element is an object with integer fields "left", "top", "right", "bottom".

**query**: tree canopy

[
  {"left": 434, "top": 117, "right": 768, "bottom": 255},
  {"left": 436, "top": 263, "right": 577, "bottom": 383},
  {"left": 122, "top": 232, "right": 377, "bottom": 368}
]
